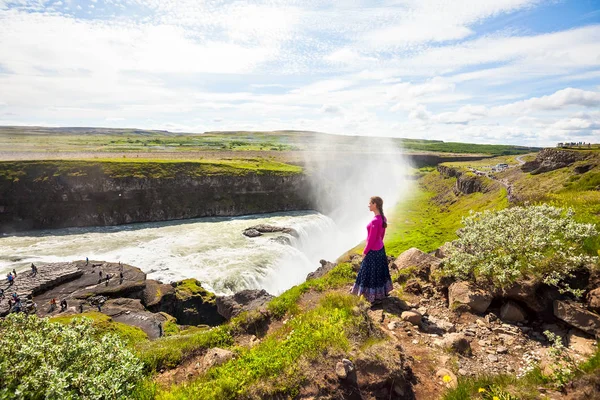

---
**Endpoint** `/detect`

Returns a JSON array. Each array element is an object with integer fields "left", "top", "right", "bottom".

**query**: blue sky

[{"left": 0, "top": 0, "right": 599, "bottom": 146}]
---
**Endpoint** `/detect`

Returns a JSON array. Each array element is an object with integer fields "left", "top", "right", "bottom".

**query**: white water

[{"left": 0, "top": 211, "right": 358, "bottom": 296}]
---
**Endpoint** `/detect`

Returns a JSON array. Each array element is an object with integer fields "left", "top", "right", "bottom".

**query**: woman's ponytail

[{"left": 370, "top": 196, "right": 387, "bottom": 228}]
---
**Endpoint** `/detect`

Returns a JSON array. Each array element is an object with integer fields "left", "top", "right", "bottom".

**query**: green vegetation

[
  {"left": 381, "top": 171, "right": 509, "bottom": 257},
  {"left": 0, "top": 158, "right": 303, "bottom": 181},
  {"left": 0, "top": 313, "right": 144, "bottom": 399},
  {"left": 174, "top": 279, "right": 216, "bottom": 303},
  {"left": 49, "top": 311, "right": 148, "bottom": 345},
  {"left": 136, "top": 325, "right": 233, "bottom": 372},
  {"left": 159, "top": 293, "right": 370, "bottom": 399},
  {"left": 441, "top": 204, "right": 598, "bottom": 295},
  {"left": 267, "top": 262, "right": 356, "bottom": 318}
]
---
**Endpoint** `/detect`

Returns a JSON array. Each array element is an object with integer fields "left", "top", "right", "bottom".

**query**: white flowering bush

[
  {"left": 442, "top": 204, "right": 598, "bottom": 296},
  {"left": 0, "top": 313, "right": 144, "bottom": 399}
]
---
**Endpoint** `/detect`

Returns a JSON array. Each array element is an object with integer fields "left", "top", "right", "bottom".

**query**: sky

[{"left": 0, "top": 0, "right": 599, "bottom": 146}]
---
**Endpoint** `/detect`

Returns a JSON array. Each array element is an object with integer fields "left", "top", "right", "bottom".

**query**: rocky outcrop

[
  {"left": 500, "top": 301, "right": 527, "bottom": 322},
  {"left": 1, "top": 261, "right": 225, "bottom": 337},
  {"left": 521, "top": 148, "right": 589, "bottom": 175},
  {"left": 242, "top": 224, "right": 299, "bottom": 238},
  {"left": 306, "top": 259, "right": 337, "bottom": 281},
  {"left": 216, "top": 289, "right": 274, "bottom": 320},
  {"left": 448, "top": 281, "right": 492, "bottom": 314},
  {"left": 436, "top": 165, "right": 490, "bottom": 195},
  {"left": 587, "top": 287, "right": 600, "bottom": 313},
  {"left": 0, "top": 161, "right": 314, "bottom": 233}
]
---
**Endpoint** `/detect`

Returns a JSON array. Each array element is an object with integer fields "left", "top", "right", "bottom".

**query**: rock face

[
  {"left": 587, "top": 287, "right": 600, "bottom": 313},
  {"left": 554, "top": 300, "right": 600, "bottom": 338},
  {"left": 521, "top": 148, "right": 588, "bottom": 175},
  {"left": 216, "top": 289, "right": 274, "bottom": 320},
  {"left": 306, "top": 260, "right": 337, "bottom": 281},
  {"left": 448, "top": 282, "right": 492, "bottom": 314},
  {"left": 436, "top": 166, "right": 491, "bottom": 195},
  {"left": 167, "top": 279, "right": 225, "bottom": 326},
  {"left": 0, "top": 161, "right": 314, "bottom": 233},
  {"left": 497, "top": 279, "right": 560, "bottom": 315},
  {"left": 202, "top": 348, "right": 235, "bottom": 370},
  {"left": 393, "top": 247, "right": 442, "bottom": 280}
]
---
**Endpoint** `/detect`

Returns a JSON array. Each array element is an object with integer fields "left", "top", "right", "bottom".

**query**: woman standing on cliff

[{"left": 351, "top": 196, "right": 393, "bottom": 304}]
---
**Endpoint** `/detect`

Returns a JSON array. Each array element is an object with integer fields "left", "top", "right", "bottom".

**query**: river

[{"left": 0, "top": 211, "right": 358, "bottom": 296}]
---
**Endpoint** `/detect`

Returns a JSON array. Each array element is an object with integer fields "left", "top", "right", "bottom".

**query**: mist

[{"left": 302, "top": 134, "right": 414, "bottom": 260}]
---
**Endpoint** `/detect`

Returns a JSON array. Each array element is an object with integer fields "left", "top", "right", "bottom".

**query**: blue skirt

[{"left": 351, "top": 247, "right": 393, "bottom": 302}]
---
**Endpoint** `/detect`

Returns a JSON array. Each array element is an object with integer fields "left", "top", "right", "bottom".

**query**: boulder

[
  {"left": 554, "top": 300, "right": 600, "bottom": 338},
  {"left": 567, "top": 329, "right": 597, "bottom": 357},
  {"left": 393, "top": 247, "right": 442, "bottom": 280},
  {"left": 202, "top": 348, "right": 234, "bottom": 370},
  {"left": 401, "top": 310, "right": 422, "bottom": 325},
  {"left": 436, "top": 333, "right": 472, "bottom": 356},
  {"left": 500, "top": 301, "right": 527, "bottom": 322},
  {"left": 335, "top": 358, "right": 355, "bottom": 380},
  {"left": 243, "top": 228, "right": 261, "bottom": 237},
  {"left": 587, "top": 287, "right": 600, "bottom": 313},
  {"left": 435, "top": 368, "right": 458, "bottom": 389},
  {"left": 306, "top": 260, "right": 337, "bottom": 281},
  {"left": 448, "top": 281, "right": 492, "bottom": 314},
  {"left": 497, "top": 279, "right": 560, "bottom": 315},
  {"left": 216, "top": 289, "right": 274, "bottom": 320}
]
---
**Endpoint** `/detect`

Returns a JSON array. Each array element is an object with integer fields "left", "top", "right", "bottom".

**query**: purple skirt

[{"left": 351, "top": 247, "right": 393, "bottom": 302}]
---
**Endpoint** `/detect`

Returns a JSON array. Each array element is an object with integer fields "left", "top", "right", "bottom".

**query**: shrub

[
  {"left": 0, "top": 313, "right": 144, "bottom": 399},
  {"left": 442, "top": 204, "right": 598, "bottom": 296}
]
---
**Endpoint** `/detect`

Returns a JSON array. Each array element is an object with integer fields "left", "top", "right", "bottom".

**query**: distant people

[
  {"left": 31, "top": 263, "right": 37, "bottom": 276},
  {"left": 12, "top": 269, "right": 17, "bottom": 278},
  {"left": 350, "top": 196, "right": 392, "bottom": 304},
  {"left": 60, "top": 299, "right": 67, "bottom": 312},
  {"left": 79, "top": 303, "right": 84, "bottom": 313},
  {"left": 0, "top": 288, "right": 4, "bottom": 300},
  {"left": 86, "top": 257, "right": 89, "bottom": 266},
  {"left": 49, "top": 298, "right": 57, "bottom": 312},
  {"left": 7, "top": 273, "right": 14, "bottom": 286},
  {"left": 97, "top": 303, "right": 102, "bottom": 312}
]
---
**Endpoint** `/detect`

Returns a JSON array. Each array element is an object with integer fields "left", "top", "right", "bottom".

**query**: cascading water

[{"left": 0, "top": 211, "right": 352, "bottom": 296}]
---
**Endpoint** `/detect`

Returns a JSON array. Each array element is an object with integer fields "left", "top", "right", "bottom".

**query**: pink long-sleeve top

[{"left": 363, "top": 214, "right": 386, "bottom": 255}]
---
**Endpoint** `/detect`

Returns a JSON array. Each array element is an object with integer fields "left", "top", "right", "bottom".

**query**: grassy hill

[{"left": 0, "top": 126, "right": 539, "bottom": 157}]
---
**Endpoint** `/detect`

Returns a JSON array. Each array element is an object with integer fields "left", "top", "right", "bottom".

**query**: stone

[
  {"left": 500, "top": 301, "right": 527, "bottom": 322},
  {"left": 335, "top": 362, "right": 348, "bottom": 379},
  {"left": 243, "top": 224, "right": 298, "bottom": 238},
  {"left": 202, "top": 348, "right": 234, "bottom": 370},
  {"left": 435, "top": 368, "right": 458, "bottom": 389},
  {"left": 439, "top": 333, "right": 472, "bottom": 356},
  {"left": 448, "top": 281, "right": 492, "bottom": 314},
  {"left": 567, "top": 329, "right": 597, "bottom": 356},
  {"left": 216, "top": 289, "right": 274, "bottom": 320},
  {"left": 393, "top": 247, "right": 442, "bottom": 280},
  {"left": 424, "top": 316, "right": 456, "bottom": 334},
  {"left": 475, "top": 319, "right": 489, "bottom": 328},
  {"left": 401, "top": 310, "right": 422, "bottom": 325},
  {"left": 306, "top": 260, "right": 337, "bottom": 281},
  {"left": 587, "top": 287, "right": 600, "bottom": 313},
  {"left": 458, "top": 369, "right": 468, "bottom": 376},
  {"left": 487, "top": 354, "right": 499, "bottom": 363},
  {"left": 499, "top": 279, "right": 560, "bottom": 314},
  {"left": 388, "top": 321, "right": 400, "bottom": 330},
  {"left": 496, "top": 346, "right": 508, "bottom": 354},
  {"left": 553, "top": 300, "right": 600, "bottom": 338}
]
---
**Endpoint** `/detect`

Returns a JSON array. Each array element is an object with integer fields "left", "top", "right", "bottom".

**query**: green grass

[
  {"left": 49, "top": 312, "right": 148, "bottom": 345},
  {"left": 443, "top": 369, "right": 547, "bottom": 400},
  {"left": 0, "top": 158, "right": 303, "bottom": 181},
  {"left": 135, "top": 324, "right": 234, "bottom": 372},
  {"left": 267, "top": 262, "right": 356, "bottom": 319},
  {"left": 382, "top": 172, "right": 509, "bottom": 257},
  {"left": 158, "top": 293, "right": 367, "bottom": 399},
  {"left": 174, "top": 279, "right": 216, "bottom": 303}
]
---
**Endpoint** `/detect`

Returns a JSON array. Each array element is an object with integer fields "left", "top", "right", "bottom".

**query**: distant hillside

[{"left": 0, "top": 126, "right": 540, "bottom": 156}]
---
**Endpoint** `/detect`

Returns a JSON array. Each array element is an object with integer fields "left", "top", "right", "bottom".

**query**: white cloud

[{"left": 492, "top": 88, "right": 600, "bottom": 115}]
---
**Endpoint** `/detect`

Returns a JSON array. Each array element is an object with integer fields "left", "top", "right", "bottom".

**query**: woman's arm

[{"left": 363, "top": 219, "right": 381, "bottom": 255}]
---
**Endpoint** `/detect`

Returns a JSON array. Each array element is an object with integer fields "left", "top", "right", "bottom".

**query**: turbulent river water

[{"left": 0, "top": 211, "right": 359, "bottom": 296}]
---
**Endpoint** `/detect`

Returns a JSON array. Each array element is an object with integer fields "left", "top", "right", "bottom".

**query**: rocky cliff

[
  {"left": 0, "top": 161, "right": 314, "bottom": 233},
  {"left": 521, "top": 148, "right": 590, "bottom": 174},
  {"left": 437, "top": 165, "right": 490, "bottom": 194}
]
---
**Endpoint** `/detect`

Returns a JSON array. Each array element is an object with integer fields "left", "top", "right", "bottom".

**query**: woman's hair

[{"left": 370, "top": 196, "right": 387, "bottom": 228}]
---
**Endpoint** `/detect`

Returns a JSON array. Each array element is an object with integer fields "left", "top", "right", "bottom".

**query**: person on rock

[
  {"left": 12, "top": 269, "right": 17, "bottom": 278},
  {"left": 49, "top": 298, "right": 57, "bottom": 312},
  {"left": 350, "top": 196, "right": 393, "bottom": 304},
  {"left": 60, "top": 299, "right": 67, "bottom": 312},
  {"left": 7, "top": 273, "right": 14, "bottom": 286}
]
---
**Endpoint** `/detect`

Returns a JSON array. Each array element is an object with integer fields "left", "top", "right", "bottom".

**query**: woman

[{"left": 351, "top": 196, "right": 393, "bottom": 303}]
